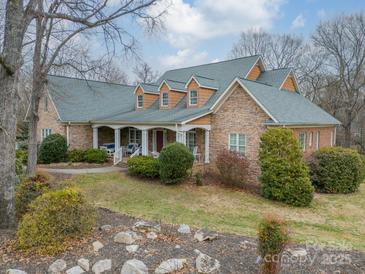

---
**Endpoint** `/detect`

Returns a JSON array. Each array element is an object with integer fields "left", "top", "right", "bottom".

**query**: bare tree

[
  {"left": 312, "top": 13, "right": 365, "bottom": 147},
  {"left": 133, "top": 62, "right": 159, "bottom": 83},
  {"left": 25, "top": 0, "right": 163, "bottom": 176}
]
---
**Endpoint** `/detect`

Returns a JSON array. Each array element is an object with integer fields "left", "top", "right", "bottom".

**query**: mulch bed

[
  {"left": 37, "top": 161, "right": 113, "bottom": 169},
  {"left": 1, "top": 208, "right": 364, "bottom": 273}
]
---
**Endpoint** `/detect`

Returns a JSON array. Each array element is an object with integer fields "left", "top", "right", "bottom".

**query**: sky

[{"left": 112, "top": 0, "right": 365, "bottom": 79}]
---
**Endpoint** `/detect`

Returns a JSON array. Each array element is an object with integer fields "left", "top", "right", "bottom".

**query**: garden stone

[
  {"left": 48, "top": 259, "right": 67, "bottom": 274},
  {"left": 120, "top": 259, "right": 148, "bottom": 274},
  {"left": 133, "top": 220, "right": 161, "bottom": 232},
  {"left": 100, "top": 224, "right": 112, "bottom": 232},
  {"left": 114, "top": 231, "right": 140, "bottom": 244},
  {"left": 288, "top": 248, "right": 307, "bottom": 257},
  {"left": 175, "top": 245, "right": 181, "bottom": 249},
  {"left": 93, "top": 240, "right": 104, "bottom": 252},
  {"left": 177, "top": 224, "right": 191, "bottom": 234},
  {"left": 126, "top": 244, "right": 139, "bottom": 253},
  {"left": 194, "top": 230, "right": 218, "bottom": 242},
  {"left": 66, "top": 266, "right": 85, "bottom": 274},
  {"left": 195, "top": 250, "right": 220, "bottom": 274},
  {"left": 77, "top": 258, "right": 90, "bottom": 271},
  {"left": 147, "top": 231, "right": 158, "bottom": 240},
  {"left": 155, "top": 258, "right": 187, "bottom": 274},
  {"left": 6, "top": 270, "right": 27, "bottom": 274},
  {"left": 92, "top": 259, "right": 112, "bottom": 274}
]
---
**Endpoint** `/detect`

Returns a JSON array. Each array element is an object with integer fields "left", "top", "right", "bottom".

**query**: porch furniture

[
  {"left": 151, "top": 151, "right": 160, "bottom": 158},
  {"left": 126, "top": 143, "right": 140, "bottom": 154},
  {"left": 192, "top": 146, "right": 201, "bottom": 162},
  {"left": 100, "top": 143, "right": 115, "bottom": 154}
]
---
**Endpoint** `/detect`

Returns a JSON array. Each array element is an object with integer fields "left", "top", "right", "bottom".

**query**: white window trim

[
  {"left": 41, "top": 128, "right": 52, "bottom": 142},
  {"left": 315, "top": 131, "right": 320, "bottom": 150},
  {"left": 187, "top": 130, "right": 196, "bottom": 151},
  {"left": 308, "top": 132, "right": 313, "bottom": 147},
  {"left": 228, "top": 133, "right": 246, "bottom": 155},
  {"left": 189, "top": 90, "right": 198, "bottom": 106},
  {"left": 161, "top": 92, "right": 169, "bottom": 106},
  {"left": 129, "top": 128, "right": 142, "bottom": 144},
  {"left": 330, "top": 131, "right": 334, "bottom": 147},
  {"left": 137, "top": 95, "right": 143, "bottom": 108},
  {"left": 299, "top": 132, "right": 306, "bottom": 151}
]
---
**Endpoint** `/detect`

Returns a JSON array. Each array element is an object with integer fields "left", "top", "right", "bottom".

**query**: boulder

[
  {"left": 77, "top": 258, "right": 90, "bottom": 271},
  {"left": 126, "top": 245, "right": 139, "bottom": 253},
  {"left": 155, "top": 259, "right": 187, "bottom": 274},
  {"left": 6, "top": 270, "right": 27, "bottom": 274},
  {"left": 92, "top": 259, "right": 112, "bottom": 274},
  {"left": 177, "top": 224, "right": 191, "bottom": 234},
  {"left": 133, "top": 220, "right": 161, "bottom": 232},
  {"left": 194, "top": 230, "right": 218, "bottom": 242},
  {"left": 93, "top": 240, "right": 104, "bottom": 252},
  {"left": 195, "top": 250, "right": 220, "bottom": 274},
  {"left": 146, "top": 231, "right": 158, "bottom": 240},
  {"left": 100, "top": 224, "right": 112, "bottom": 232},
  {"left": 66, "top": 266, "right": 85, "bottom": 274},
  {"left": 48, "top": 259, "right": 67, "bottom": 274},
  {"left": 114, "top": 231, "right": 140, "bottom": 244},
  {"left": 120, "top": 259, "right": 148, "bottom": 274}
]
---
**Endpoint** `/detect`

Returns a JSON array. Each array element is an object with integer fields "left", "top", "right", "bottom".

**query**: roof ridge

[
  {"left": 267, "top": 67, "right": 291, "bottom": 72},
  {"left": 239, "top": 77, "right": 275, "bottom": 88},
  {"left": 165, "top": 79, "right": 186, "bottom": 84},
  {"left": 141, "top": 82, "right": 159, "bottom": 86},
  {"left": 194, "top": 74, "right": 216, "bottom": 81},
  {"left": 47, "top": 74, "right": 136, "bottom": 88},
  {"left": 164, "top": 55, "right": 261, "bottom": 73}
]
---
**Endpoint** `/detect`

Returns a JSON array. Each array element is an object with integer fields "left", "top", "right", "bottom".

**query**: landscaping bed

[
  {"left": 1, "top": 208, "right": 364, "bottom": 273},
  {"left": 37, "top": 161, "right": 113, "bottom": 169}
]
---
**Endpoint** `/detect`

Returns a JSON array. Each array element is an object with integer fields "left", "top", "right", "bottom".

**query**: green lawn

[{"left": 71, "top": 172, "right": 365, "bottom": 251}]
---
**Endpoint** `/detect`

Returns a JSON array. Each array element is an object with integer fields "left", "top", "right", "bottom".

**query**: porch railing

[
  {"left": 113, "top": 147, "right": 123, "bottom": 165},
  {"left": 130, "top": 147, "right": 141, "bottom": 158}
]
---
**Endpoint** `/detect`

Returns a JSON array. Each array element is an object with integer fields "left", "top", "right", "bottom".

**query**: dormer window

[
  {"left": 162, "top": 92, "right": 169, "bottom": 107},
  {"left": 189, "top": 90, "right": 198, "bottom": 105},
  {"left": 137, "top": 95, "right": 143, "bottom": 108}
]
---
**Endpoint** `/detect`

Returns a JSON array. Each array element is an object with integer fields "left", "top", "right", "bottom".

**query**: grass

[{"left": 71, "top": 172, "right": 365, "bottom": 251}]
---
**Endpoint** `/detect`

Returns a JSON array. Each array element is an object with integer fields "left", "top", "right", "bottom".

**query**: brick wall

[{"left": 69, "top": 125, "right": 93, "bottom": 149}]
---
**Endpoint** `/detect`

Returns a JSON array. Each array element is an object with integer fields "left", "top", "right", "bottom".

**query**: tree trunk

[
  {"left": 343, "top": 124, "right": 352, "bottom": 148},
  {"left": 0, "top": 0, "right": 25, "bottom": 229}
]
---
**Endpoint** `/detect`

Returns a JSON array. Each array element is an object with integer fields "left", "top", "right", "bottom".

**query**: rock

[
  {"left": 120, "top": 259, "right": 148, "bottom": 274},
  {"left": 66, "top": 266, "right": 85, "bottom": 274},
  {"left": 133, "top": 220, "right": 161, "bottom": 232},
  {"left": 175, "top": 245, "right": 181, "bottom": 249},
  {"left": 6, "top": 270, "right": 27, "bottom": 274},
  {"left": 114, "top": 231, "right": 140, "bottom": 244},
  {"left": 195, "top": 250, "right": 220, "bottom": 274},
  {"left": 77, "top": 258, "right": 90, "bottom": 271},
  {"left": 100, "top": 224, "right": 112, "bottom": 231},
  {"left": 194, "top": 230, "right": 218, "bottom": 242},
  {"left": 126, "top": 244, "right": 139, "bottom": 253},
  {"left": 177, "top": 224, "right": 191, "bottom": 234},
  {"left": 92, "top": 259, "right": 112, "bottom": 274},
  {"left": 155, "top": 258, "right": 187, "bottom": 274},
  {"left": 146, "top": 231, "right": 158, "bottom": 240},
  {"left": 288, "top": 248, "right": 307, "bottom": 257},
  {"left": 240, "top": 240, "right": 257, "bottom": 249},
  {"left": 93, "top": 240, "right": 104, "bottom": 252},
  {"left": 48, "top": 259, "right": 67, "bottom": 274}
]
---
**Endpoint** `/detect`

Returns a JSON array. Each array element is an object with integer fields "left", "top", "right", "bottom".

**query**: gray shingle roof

[
  {"left": 256, "top": 68, "right": 291, "bottom": 88},
  {"left": 164, "top": 79, "right": 187, "bottom": 91},
  {"left": 140, "top": 83, "right": 159, "bottom": 94},
  {"left": 192, "top": 75, "right": 219, "bottom": 89}
]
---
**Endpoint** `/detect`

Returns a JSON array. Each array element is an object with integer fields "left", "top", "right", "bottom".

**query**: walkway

[{"left": 38, "top": 166, "right": 126, "bottom": 174}]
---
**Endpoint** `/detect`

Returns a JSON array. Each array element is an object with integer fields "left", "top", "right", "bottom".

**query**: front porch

[{"left": 91, "top": 124, "right": 210, "bottom": 165}]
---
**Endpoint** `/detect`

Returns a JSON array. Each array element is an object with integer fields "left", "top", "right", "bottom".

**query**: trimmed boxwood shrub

[
  {"left": 259, "top": 128, "right": 314, "bottom": 207},
  {"left": 258, "top": 215, "right": 289, "bottom": 274},
  {"left": 16, "top": 149, "right": 28, "bottom": 164},
  {"left": 16, "top": 187, "right": 96, "bottom": 255},
  {"left": 84, "top": 148, "right": 108, "bottom": 163},
  {"left": 216, "top": 149, "right": 250, "bottom": 187},
  {"left": 67, "top": 149, "right": 86, "bottom": 162},
  {"left": 308, "top": 147, "right": 365, "bottom": 193},
  {"left": 127, "top": 156, "right": 159, "bottom": 178},
  {"left": 38, "top": 134, "right": 68, "bottom": 164},
  {"left": 158, "top": 142, "right": 194, "bottom": 184}
]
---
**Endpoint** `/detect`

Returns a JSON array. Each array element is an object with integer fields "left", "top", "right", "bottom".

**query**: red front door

[{"left": 156, "top": 131, "right": 164, "bottom": 152}]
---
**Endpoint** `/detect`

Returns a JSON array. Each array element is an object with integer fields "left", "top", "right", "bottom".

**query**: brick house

[{"left": 38, "top": 55, "right": 340, "bottom": 177}]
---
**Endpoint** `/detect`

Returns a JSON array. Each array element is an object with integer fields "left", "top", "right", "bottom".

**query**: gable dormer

[
  {"left": 185, "top": 75, "right": 218, "bottom": 108},
  {"left": 246, "top": 57, "right": 265, "bottom": 81},
  {"left": 134, "top": 83, "right": 159, "bottom": 110},
  {"left": 159, "top": 80, "right": 186, "bottom": 109},
  {"left": 280, "top": 72, "right": 299, "bottom": 92}
]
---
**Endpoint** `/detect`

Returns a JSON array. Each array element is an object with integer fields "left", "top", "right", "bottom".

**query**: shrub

[
  {"left": 127, "top": 156, "right": 159, "bottom": 178},
  {"left": 259, "top": 128, "right": 314, "bottom": 207},
  {"left": 308, "top": 147, "right": 365, "bottom": 193},
  {"left": 16, "top": 149, "right": 28, "bottom": 164},
  {"left": 16, "top": 187, "right": 96, "bottom": 255},
  {"left": 16, "top": 158, "right": 23, "bottom": 176},
  {"left": 195, "top": 171, "right": 203, "bottom": 186},
  {"left": 67, "top": 149, "right": 86, "bottom": 162},
  {"left": 84, "top": 148, "right": 108, "bottom": 163},
  {"left": 38, "top": 134, "right": 68, "bottom": 164},
  {"left": 258, "top": 215, "right": 289, "bottom": 274},
  {"left": 158, "top": 142, "right": 194, "bottom": 184},
  {"left": 216, "top": 149, "right": 250, "bottom": 187}
]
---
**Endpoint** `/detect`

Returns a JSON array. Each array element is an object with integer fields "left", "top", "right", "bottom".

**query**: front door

[{"left": 156, "top": 131, "right": 164, "bottom": 152}]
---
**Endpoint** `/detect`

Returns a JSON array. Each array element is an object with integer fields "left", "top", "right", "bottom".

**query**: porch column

[
  {"left": 204, "top": 129, "right": 210, "bottom": 163},
  {"left": 114, "top": 128, "right": 120, "bottom": 151},
  {"left": 93, "top": 127, "right": 98, "bottom": 149},
  {"left": 141, "top": 129, "right": 148, "bottom": 156}
]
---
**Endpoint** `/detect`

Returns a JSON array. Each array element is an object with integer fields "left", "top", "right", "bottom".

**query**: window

[
  {"left": 189, "top": 90, "right": 198, "bottom": 105},
  {"left": 315, "top": 131, "right": 320, "bottom": 149},
  {"left": 308, "top": 132, "right": 313, "bottom": 147},
  {"left": 137, "top": 95, "right": 143, "bottom": 108},
  {"left": 229, "top": 133, "right": 246, "bottom": 155},
  {"left": 299, "top": 132, "right": 306, "bottom": 151},
  {"left": 162, "top": 92, "right": 169, "bottom": 106},
  {"left": 187, "top": 130, "right": 196, "bottom": 151},
  {"left": 129, "top": 128, "right": 142, "bottom": 144},
  {"left": 44, "top": 96, "right": 48, "bottom": 112},
  {"left": 41, "top": 128, "right": 52, "bottom": 142}
]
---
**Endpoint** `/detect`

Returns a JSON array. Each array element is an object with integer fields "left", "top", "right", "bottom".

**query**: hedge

[
  {"left": 38, "top": 134, "right": 68, "bottom": 164},
  {"left": 84, "top": 148, "right": 108, "bottom": 163},
  {"left": 127, "top": 156, "right": 159, "bottom": 178}
]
